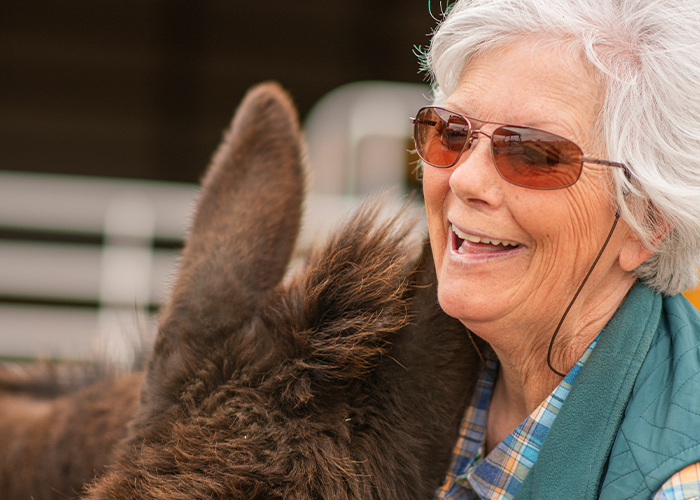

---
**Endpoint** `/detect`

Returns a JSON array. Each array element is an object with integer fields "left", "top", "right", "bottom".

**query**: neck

[{"left": 480, "top": 274, "right": 635, "bottom": 453}]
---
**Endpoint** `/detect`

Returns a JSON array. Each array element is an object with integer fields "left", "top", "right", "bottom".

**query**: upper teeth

[{"left": 452, "top": 225, "right": 519, "bottom": 247}]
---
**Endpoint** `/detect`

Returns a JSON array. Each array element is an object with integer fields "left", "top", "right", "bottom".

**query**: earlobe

[
  {"left": 618, "top": 221, "right": 670, "bottom": 272},
  {"left": 618, "top": 236, "right": 655, "bottom": 272},
  {"left": 618, "top": 200, "right": 673, "bottom": 272}
]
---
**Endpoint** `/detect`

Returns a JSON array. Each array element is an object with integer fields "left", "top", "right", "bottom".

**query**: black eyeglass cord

[{"left": 546, "top": 207, "right": 622, "bottom": 377}]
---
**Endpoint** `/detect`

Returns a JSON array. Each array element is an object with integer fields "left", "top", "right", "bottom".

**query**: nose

[{"left": 448, "top": 129, "right": 505, "bottom": 207}]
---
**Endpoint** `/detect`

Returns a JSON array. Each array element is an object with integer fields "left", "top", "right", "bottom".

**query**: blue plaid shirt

[{"left": 434, "top": 336, "right": 700, "bottom": 500}]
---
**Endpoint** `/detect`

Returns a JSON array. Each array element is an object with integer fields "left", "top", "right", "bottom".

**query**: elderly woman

[{"left": 413, "top": 0, "right": 700, "bottom": 499}]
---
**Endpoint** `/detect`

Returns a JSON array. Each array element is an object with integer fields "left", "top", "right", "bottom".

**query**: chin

[
  {"left": 436, "top": 278, "right": 477, "bottom": 325},
  {"left": 436, "top": 270, "right": 514, "bottom": 332}
]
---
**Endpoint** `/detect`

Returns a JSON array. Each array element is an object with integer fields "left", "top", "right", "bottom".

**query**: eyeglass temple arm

[
  {"left": 583, "top": 157, "right": 632, "bottom": 183},
  {"left": 583, "top": 157, "right": 632, "bottom": 204},
  {"left": 582, "top": 157, "right": 630, "bottom": 174}
]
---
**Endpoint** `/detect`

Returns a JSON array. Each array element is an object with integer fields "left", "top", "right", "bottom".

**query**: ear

[
  {"left": 143, "top": 82, "right": 306, "bottom": 407},
  {"left": 618, "top": 232, "right": 655, "bottom": 272},
  {"left": 619, "top": 204, "right": 673, "bottom": 272}
]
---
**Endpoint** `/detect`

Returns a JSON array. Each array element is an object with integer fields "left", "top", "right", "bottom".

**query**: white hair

[{"left": 423, "top": 0, "right": 700, "bottom": 295}]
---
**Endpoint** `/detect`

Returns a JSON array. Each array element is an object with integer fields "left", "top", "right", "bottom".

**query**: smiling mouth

[{"left": 451, "top": 224, "right": 521, "bottom": 254}]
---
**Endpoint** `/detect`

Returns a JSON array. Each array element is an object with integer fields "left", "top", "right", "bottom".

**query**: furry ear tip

[
  {"left": 239, "top": 81, "right": 298, "bottom": 123},
  {"left": 200, "top": 80, "right": 303, "bottom": 190},
  {"left": 247, "top": 80, "right": 288, "bottom": 98}
]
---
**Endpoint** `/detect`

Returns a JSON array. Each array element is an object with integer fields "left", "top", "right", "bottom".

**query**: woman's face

[{"left": 424, "top": 41, "right": 639, "bottom": 341}]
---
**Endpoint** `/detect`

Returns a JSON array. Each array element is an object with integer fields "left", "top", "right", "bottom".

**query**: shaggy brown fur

[
  {"left": 0, "top": 371, "right": 141, "bottom": 499},
  {"left": 0, "top": 82, "right": 481, "bottom": 500}
]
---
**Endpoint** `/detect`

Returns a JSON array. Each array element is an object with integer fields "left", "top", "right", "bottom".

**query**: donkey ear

[{"left": 155, "top": 82, "right": 305, "bottom": 355}]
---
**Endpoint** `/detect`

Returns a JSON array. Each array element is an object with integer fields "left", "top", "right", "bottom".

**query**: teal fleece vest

[{"left": 514, "top": 283, "right": 700, "bottom": 500}]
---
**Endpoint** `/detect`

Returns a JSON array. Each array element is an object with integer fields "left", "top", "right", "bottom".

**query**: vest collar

[{"left": 514, "top": 282, "right": 662, "bottom": 500}]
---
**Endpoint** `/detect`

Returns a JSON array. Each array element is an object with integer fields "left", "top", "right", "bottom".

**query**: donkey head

[{"left": 83, "top": 82, "right": 477, "bottom": 500}]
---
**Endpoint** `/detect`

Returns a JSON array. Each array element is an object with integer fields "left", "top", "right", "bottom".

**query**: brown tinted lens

[
  {"left": 491, "top": 125, "right": 583, "bottom": 188},
  {"left": 414, "top": 107, "right": 470, "bottom": 167}
]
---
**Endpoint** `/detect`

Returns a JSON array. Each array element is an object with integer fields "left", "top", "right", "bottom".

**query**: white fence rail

[{"left": 0, "top": 170, "right": 417, "bottom": 363}]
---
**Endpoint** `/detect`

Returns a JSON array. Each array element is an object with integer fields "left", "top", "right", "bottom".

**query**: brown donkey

[{"left": 0, "top": 83, "right": 481, "bottom": 499}]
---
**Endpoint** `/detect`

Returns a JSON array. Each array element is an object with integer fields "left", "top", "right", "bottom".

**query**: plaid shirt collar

[{"left": 435, "top": 335, "right": 600, "bottom": 500}]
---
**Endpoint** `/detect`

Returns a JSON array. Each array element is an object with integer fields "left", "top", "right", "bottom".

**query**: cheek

[
  {"left": 423, "top": 164, "right": 447, "bottom": 202},
  {"left": 423, "top": 166, "right": 451, "bottom": 223},
  {"left": 423, "top": 166, "right": 451, "bottom": 266},
  {"left": 521, "top": 184, "right": 613, "bottom": 279}
]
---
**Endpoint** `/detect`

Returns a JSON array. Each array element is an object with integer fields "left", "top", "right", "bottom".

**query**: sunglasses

[{"left": 411, "top": 106, "right": 629, "bottom": 190}]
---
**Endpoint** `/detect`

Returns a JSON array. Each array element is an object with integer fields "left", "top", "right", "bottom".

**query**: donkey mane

[{"left": 0, "top": 82, "right": 480, "bottom": 500}]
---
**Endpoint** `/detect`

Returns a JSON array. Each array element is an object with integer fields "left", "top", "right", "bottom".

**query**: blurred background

[
  {"left": 0, "top": 0, "right": 440, "bottom": 363},
  {"left": 2, "top": 0, "right": 698, "bottom": 363},
  {"left": 1, "top": 0, "right": 436, "bottom": 182}
]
